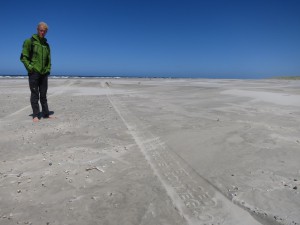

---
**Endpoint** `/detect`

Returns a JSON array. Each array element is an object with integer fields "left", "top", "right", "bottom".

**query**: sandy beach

[{"left": 1, "top": 78, "right": 300, "bottom": 225}]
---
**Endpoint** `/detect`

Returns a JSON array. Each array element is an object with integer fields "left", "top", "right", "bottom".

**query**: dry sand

[{"left": 0, "top": 78, "right": 300, "bottom": 225}]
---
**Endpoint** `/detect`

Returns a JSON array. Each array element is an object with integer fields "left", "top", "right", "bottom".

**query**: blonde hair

[{"left": 37, "top": 22, "right": 48, "bottom": 30}]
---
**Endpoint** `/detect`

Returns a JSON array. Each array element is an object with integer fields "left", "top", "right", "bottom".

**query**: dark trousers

[{"left": 28, "top": 73, "right": 49, "bottom": 118}]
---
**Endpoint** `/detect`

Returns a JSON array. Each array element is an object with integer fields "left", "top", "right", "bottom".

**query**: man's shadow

[{"left": 29, "top": 111, "right": 55, "bottom": 119}]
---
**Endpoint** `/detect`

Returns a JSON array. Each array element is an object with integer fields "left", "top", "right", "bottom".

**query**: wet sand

[{"left": 1, "top": 78, "right": 300, "bottom": 225}]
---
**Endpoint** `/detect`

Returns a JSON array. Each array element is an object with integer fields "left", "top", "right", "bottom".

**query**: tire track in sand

[{"left": 102, "top": 82, "right": 263, "bottom": 225}]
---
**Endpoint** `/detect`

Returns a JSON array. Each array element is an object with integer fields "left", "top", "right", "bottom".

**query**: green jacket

[{"left": 20, "top": 34, "right": 51, "bottom": 75}]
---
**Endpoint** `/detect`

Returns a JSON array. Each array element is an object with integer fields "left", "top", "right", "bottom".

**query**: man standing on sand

[{"left": 20, "top": 22, "right": 52, "bottom": 122}]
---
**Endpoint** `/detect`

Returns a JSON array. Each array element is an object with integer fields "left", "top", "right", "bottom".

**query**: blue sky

[{"left": 1, "top": 0, "right": 300, "bottom": 78}]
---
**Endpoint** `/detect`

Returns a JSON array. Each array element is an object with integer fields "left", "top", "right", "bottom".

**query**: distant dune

[{"left": 271, "top": 76, "right": 300, "bottom": 80}]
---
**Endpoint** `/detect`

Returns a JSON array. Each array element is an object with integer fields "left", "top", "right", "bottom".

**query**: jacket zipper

[{"left": 42, "top": 44, "right": 44, "bottom": 71}]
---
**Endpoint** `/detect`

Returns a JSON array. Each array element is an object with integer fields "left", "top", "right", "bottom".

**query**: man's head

[{"left": 37, "top": 22, "right": 48, "bottom": 38}]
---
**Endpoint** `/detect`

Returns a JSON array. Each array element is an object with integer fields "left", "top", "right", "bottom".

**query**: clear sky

[{"left": 1, "top": 0, "right": 300, "bottom": 78}]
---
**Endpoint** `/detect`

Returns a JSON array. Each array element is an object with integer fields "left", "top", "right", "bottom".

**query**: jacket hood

[{"left": 32, "top": 34, "right": 47, "bottom": 43}]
